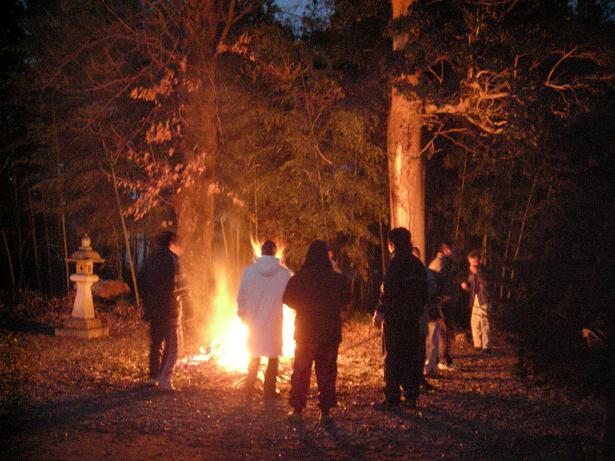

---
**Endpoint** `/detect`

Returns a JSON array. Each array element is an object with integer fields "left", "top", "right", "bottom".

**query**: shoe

[
  {"left": 401, "top": 398, "right": 417, "bottom": 409},
  {"left": 147, "top": 378, "right": 158, "bottom": 387},
  {"left": 421, "top": 380, "right": 436, "bottom": 392},
  {"left": 474, "top": 347, "right": 482, "bottom": 351},
  {"left": 437, "top": 362, "right": 456, "bottom": 371},
  {"left": 482, "top": 348, "right": 491, "bottom": 354},
  {"left": 372, "top": 400, "right": 400, "bottom": 411},
  {"left": 158, "top": 378, "right": 175, "bottom": 391}
]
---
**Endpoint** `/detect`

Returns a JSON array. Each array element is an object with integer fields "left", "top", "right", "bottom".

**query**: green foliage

[{"left": 216, "top": 25, "right": 386, "bottom": 275}]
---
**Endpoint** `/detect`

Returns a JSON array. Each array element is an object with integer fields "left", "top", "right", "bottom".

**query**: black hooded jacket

[
  {"left": 376, "top": 248, "right": 428, "bottom": 327},
  {"left": 282, "top": 241, "right": 350, "bottom": 346},
  {"left": 140, "top": 247, "right": 180, "bottom": 324}
]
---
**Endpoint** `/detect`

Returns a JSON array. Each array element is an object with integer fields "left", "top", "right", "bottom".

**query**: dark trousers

[
  {"left": 383, "top": 321, "right": 422, "bottom": 403},
  {"left": 289, "top": 342, "right": 339, "bottom": 412},
  {"left": 245, "top": 357, "right": 279, "bottom": 397},
  {"left": 149, "top": 321, "right": 178, "bottom": 380}
]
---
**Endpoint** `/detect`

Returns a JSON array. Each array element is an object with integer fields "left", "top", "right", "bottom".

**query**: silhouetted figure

[
  {"left": 283, "top": 240, "right": 350, "bottom": 425},
  {"left": 373, "top": 228, "right": 428, "bottom": 408},
  {"left": 140, "top": 231, "right": 182, "bottom": 391}
]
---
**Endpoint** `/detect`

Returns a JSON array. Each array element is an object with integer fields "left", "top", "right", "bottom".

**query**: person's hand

[
  {"left": 373, "top": 311, "right": 384, "bottom": 329},
  {"left": 460, "top": 282, "right": 469, "bottom": 291}
]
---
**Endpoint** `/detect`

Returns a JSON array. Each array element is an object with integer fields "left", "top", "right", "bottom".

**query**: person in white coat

[{"left": 237, "top": 240, "right": 291, "bottom": 399}]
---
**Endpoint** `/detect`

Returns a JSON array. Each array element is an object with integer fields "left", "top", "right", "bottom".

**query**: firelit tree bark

[
  {"left": 387, "top": 0, "right": 425, "bottom": 261},
  {"left": 177, "top": 56, "right": 219, "bottom": 306}
]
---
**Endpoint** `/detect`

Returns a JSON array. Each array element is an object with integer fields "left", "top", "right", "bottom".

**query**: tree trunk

[
  {"left": 388, "top": 0, "right": 425, "bottom": 261},
  {"left": 177, "top": 57, "right": 218, "bottom": 308}
]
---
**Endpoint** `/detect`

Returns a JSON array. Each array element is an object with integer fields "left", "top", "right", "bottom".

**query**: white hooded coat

[{"left": 237, "top": 255, "right": 291, "bottom": 358}]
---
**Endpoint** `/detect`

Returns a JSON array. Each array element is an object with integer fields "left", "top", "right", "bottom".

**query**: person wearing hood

[
  {"left": 283, "top": 240, "right": 351, "bottom": 425},
  {"left": 140, "top": 230, "right": 182, "bottom": 391},
  {"left": 237, "top": 240, "right": 291, "bottom": 400},
  {"left": 373, "top": 228, "right": 428, "bottom": 409}
]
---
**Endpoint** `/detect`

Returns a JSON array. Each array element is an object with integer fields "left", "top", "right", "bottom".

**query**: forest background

[{"left": 0, "top": 0, "right": 613, "bottom": 398}]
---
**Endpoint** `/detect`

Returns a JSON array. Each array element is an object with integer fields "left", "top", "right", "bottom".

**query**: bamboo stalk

[
  {"left": 454, "top": 151, "right": 468, "bottom": 242},
  {"left": 53, "top": 113, "right": 70, "bottom": 295},
  {"left": 1, "top": 230, "right": 15, "bottom": 287},
  {"left": 26, "top": 176, "right": 41, "bottom": 291},
  {"left": 508, "top": 173, "right": 539, "bottom": 296},
  {"left": 379, "top": 218, "right": 386, "bottom": 277},
  {"left": 220, "top": 219, "right": 229, "bottom": 260},
  {"left": 60, "top": 211, "right": 69, "bottom": 295},
  {"left": 11, "top": 164, "right": 24, "bottom": 289},
  {"left": 254, "top": 184, "right": 258, "bottom": 242},
  {"left": 513, "top": 173, "right": 538, "bottom": 261},
  {"left": 235, "top": 221, "right": 240, "bottom": 280},
  {"left": 112, "top": 224, "right": 124, "bottom": 281},
  {"left": 43, "top": 214, "right": 53, "bottom": 293},
  {"left": 500, "top": 207, "right": 517, "bottom": 299},
  {"left": 106, "top": 148, "right": 141, "bottom": 307}
]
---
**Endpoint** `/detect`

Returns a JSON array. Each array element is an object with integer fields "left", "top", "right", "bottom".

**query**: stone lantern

[{"left": 55, "top": 236, "right": 109, "bottom": 339}]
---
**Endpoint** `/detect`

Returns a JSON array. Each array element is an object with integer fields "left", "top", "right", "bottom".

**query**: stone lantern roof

[{"left": 66, "top": 236, "right": 105, "bottom": 263}]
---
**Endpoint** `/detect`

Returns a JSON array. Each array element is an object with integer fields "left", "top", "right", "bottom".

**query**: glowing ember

[{"left": 183, "top": 237, "right": 295, "bottom": 373}]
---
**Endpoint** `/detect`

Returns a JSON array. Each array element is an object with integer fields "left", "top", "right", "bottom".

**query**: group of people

[
  {"left": 140, "top": 228, "right": 493, "bottom": 424},
  {"left": 374, "top": 230, "right": 493, "bottom": 409}
]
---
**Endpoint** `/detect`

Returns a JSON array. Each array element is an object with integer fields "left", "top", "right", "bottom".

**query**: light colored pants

[
  {"left": 424, "top": 320, "right": 439, "bottom": 374},
  {"left": 471, "top": 306, "right": 490, "bottom": 349}
]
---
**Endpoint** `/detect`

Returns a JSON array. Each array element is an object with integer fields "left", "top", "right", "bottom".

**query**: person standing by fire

[
  {"left": 283, "top": 240, "right": 351, "bottom": 425},
  {"left": 237, "top": 239, "right": 291, "bottom": 400},
  {"left": 140, "top": 230, "right": 182, "bottom": 391},
  {"left": 373, "top": 228, "right": 428, "bottom": 408}
]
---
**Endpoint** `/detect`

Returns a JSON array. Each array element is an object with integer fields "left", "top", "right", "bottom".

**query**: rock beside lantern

[{"left": 55, "top": 236, "right": 109, "bottom": 339}]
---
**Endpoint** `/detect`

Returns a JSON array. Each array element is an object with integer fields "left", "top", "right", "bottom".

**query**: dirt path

[{"left": 0, "top": 321, "right": 605, "bottom": 460}]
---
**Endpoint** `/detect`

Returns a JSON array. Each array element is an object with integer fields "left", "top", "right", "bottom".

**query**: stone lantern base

[{"left": 55, "top": 318, "right": 109, "bottom": 339}]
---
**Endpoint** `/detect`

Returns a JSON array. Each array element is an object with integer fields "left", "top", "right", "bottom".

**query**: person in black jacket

[
  {"left": 461, "top": 250, "right": 493, "bottom": 353},
  {"left": 140, "top": 231, "right": 182, "bottom": 391},
  {"left": 373, "top": 227, "right": 428, "bottom": 408},
  {"left": 283, "top": 240, "right": 351, "bottom": 425}
]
